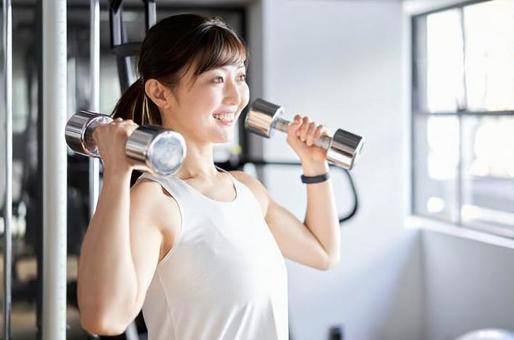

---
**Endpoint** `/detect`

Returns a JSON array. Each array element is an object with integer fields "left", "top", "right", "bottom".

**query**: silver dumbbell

[
  {"left": 245, "top": 99, "right": 364, "bottom": 170},
  {"left": 65, "top": 111, "right": 186, "bottom": 176}
]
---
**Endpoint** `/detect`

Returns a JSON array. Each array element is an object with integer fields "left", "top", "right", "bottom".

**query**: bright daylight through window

[{"left": 412, "top": 0, "right": 514, "bottom": 237}]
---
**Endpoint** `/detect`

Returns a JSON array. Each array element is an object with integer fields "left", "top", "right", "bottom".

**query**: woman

[{"left": 77, "top": 13, "right": 340, "bottom": 340}]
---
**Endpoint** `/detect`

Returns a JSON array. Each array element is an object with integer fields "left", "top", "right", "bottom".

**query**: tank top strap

[
  {"left": 135, "top": 171, "right": 189, "bottom": 202},
  {"left": 137, "top": 167, "right": 254, "bottom": 211},
  {"left": 214, "top": 165, "right": 239, "bottom": 193},
  {"left": 215, "top": 166, "right": 264, "bottom": 214}
]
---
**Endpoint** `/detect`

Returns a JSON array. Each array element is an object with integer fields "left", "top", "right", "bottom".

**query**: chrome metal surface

[
  {"left": 327, "top": 129, "right": 364, "bottom": 170},
  {"left": 246, "top": 98, "right": 365, "bottom": 170},
  {"left": 65, "top": 111, "right": 112, "bottom": 157},
  {"left": 273, "top": 116, "right": 290, "bottom": 134},
  {"left": 245, "top": 98, "right": 284, "bottom": 138},
  {"left": 127, "top": 126, "right": 186, "bottom": 176},
  {"left": 147, "top": 129, "right": 186, "bottom": 176},
  {"left": 66, "top": 112, "right": 186, "bottom": 175}
]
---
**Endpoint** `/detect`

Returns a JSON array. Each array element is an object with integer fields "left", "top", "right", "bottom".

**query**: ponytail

[{"left": 111, "top": 78, "right": 162, "bottom": 126}]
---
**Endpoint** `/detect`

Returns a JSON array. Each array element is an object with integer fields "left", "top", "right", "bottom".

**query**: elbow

[
  {"left": 320, "top": 254, "right": 340, "bottom": 271},
  {"left": 77, "top": 282, "right": 138, "bottom": 335},
  {"left": 79, "top": 304, "right": 132, "bottom": 336}
]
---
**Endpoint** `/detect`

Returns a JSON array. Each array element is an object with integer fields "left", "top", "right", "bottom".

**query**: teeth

[{"left": 213, "top": 113, "right": 235, "bottom": 121}]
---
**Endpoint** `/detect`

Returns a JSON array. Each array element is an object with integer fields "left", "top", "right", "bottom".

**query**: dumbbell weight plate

[
  {"left": 126, "top": 126, "right": 186, "bottom": 176},
  {"left": 65, "top": 110, "right": 113, "bottom": 157},
  {"left": 327, "top": 129, "right": 364, "bottom": 170},
  {"left": 245, "top": 99, "right": 285, "bottom": 138}
]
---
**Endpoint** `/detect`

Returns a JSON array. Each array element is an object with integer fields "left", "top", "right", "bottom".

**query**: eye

[
  {"left": 213, "top": 76, "right": 224, "bottom": 83},
  {"left": 238, "top": 74, "right": 247, "bottom": 82}
]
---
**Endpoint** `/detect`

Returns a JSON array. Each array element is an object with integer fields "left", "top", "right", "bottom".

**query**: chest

[{"left": 159, "top": 206, "right": 286, "bottom": 302}]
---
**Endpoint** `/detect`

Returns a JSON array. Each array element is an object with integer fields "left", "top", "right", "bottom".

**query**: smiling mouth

[{"left": 212, "top": 112, "right": 236, "bottom": 123}]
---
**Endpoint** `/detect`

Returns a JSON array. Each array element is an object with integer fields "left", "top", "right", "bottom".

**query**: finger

[
  {"left": 122, "top": 120, "right": 138, "bottom": 129},
  {"left": 114, "top": 117, "right": 123, "bottom": 122},
  {"left": 316, "top": 124, "right": 324, "bottom": 137},
  {"left": 289, "top": 114, "right": 302, "bottom": 134},
  {"left": 291, "top": 114, "right": 302, "bottom": 126},
  {"left": 125, "top": 119, "right": 138, "bottom": 125},
  {"left": 92, "top": 129, "right": 99, "bottom": 142},
  {"left": 298, "top": 116, "right": 311, "bottom": 141},
  {"left": 305, "top": 122, "right": 318, "bottom": 146},
  {"left": 311, "top": 124, "right": 324, "bottom": 145}
]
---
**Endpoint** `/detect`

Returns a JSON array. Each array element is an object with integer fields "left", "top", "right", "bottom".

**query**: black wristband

[{"left": 301, "top": 172, "right": 330, "bottom": 184}]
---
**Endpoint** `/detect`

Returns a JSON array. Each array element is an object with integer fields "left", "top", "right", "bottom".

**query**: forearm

[
  {"left": 77, "top": 171, "right": 138, "bottom": 326},
  {"left": 302, "top": 161, "right": 341, "bottom": 266}
]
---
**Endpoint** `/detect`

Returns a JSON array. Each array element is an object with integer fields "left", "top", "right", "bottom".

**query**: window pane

[
  {"left": 425, "top": 9, "right": 465, "bottom": 113},
  {"left": 461, "top": 116, "right": 514, "bottom": 236},
  {"left": 414, "top": 115, "right": 460, "bottom": 222},
  {"left": 464, "top": 0, "right": 514, "bottom": 111}
]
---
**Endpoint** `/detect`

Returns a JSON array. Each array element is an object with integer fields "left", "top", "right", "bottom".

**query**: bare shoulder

[
  {"left": 229, "top": 170, "right": 270, "bottom": 215},
  {"left": 131, "top": 177, "right": 178, "bottom": 206},
  {"left": 130, "top": 178, "right": 181, "bottom": 236}
]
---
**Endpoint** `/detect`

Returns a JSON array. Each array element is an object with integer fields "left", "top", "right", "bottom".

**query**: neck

[
  {"left": 161, "top": 115, "right": 223, "bottom": 181},
  {"left": 175, "top": 141, "right": 219, "bottom": 181}
]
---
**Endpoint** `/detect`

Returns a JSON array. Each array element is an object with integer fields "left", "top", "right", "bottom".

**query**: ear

[{"left": 144, "top": 79, "right": 173, "bottom": 109}]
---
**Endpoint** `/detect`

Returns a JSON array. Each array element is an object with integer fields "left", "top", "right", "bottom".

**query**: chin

[
  {"left": 213, "top": 134, "right": 234, "bottom": 144},
  {"left": 216, "top": 137, "right": 233, "bottom": 144}
]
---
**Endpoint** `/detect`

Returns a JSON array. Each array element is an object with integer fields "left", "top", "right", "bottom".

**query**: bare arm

[
  {"left": 301, "top": 161, "right": 340, "bottom": 268},
  {"left": 231, "top": 114, "right": 342, "bottom": 271},
  {"left": 77, "top": 171, "right": 143, "bottom": 334},
  {"left": 77, "top": 119, "right": 173, "bottom": 335},
  {"left": 233, "top": 167, "right": 340, "bottom": 271}
]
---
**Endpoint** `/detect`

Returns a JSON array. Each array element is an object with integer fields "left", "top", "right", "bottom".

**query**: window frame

[{"left": 410, "top": 0, "right": 514, "bottom": 236}]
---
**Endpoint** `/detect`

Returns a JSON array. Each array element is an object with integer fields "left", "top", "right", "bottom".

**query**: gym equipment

[
  {"left": 65, "top": 111, "right": 186, "bottom": 176},
  {"left": 42, "top": 1, "right": 67, "bottom": 338},
  {"left": 245, "top": 99, "right": 364, "bottom": 170},
  {"left": 2, "top": 0, "right": 13, "bottom": 337}
]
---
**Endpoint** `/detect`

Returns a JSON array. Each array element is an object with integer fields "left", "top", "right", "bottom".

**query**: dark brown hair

[{"left": 111, "top": 14, "right": 249, "bottom": 125}]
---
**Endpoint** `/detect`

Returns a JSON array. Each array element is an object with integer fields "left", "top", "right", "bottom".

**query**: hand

[
  {"left": 92, "top": 118, "right": 139, "bottom": 176},
  {"left": 286, "top": 114, "right": 330, "bottom": 168}
]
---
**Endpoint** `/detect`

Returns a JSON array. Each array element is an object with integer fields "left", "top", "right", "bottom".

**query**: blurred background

[{"left": 0, "top": 0, "right": 513, "bottom": 339}]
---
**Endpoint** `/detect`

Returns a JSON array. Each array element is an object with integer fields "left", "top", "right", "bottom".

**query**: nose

[{"left": 223, "top": 78, "right": 242, "bottom": 105}]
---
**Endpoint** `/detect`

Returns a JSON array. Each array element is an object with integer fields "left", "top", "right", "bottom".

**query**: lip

[
  {"left": 212, "top": 111, "right": 238, "bottom": 126},
  {"left": 213, "top": 108, "right": 237, "bottom": 115},
  {"left": 217, "top": 121, "right": 234, "bottom": 126},
  {"left": 214, "top": 117, "right": 235, "bottom": 126}
]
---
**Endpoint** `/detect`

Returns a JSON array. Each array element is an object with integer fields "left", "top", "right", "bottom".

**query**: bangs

[{"left": 190, "top": 24, "right": 249, "bottom": 76}]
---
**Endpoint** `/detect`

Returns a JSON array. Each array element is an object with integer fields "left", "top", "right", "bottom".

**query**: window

[{"left": 412, "top": 0, "right": 514, "bottom": 237}]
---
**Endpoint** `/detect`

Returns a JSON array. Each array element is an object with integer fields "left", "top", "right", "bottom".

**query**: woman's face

[{"left": 164, "top": 60, "right": 250, "bottom": 145}]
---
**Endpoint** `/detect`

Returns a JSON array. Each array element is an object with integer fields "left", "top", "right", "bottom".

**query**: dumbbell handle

[{"left": 272, "top": 116, "right": 333, "bottom": 150}]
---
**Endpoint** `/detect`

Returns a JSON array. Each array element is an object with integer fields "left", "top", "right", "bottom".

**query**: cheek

[
  {"left": 240, "top": 84, "right": 250, "bottom": 106},
  {"left": 192, "top": 90, "right": 220, "bottom": 113}
]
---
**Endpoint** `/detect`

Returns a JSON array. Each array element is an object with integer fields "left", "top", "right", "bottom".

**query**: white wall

[
  {"left": 423, "top": 231, "right": 514, "bottom": 340},
  {"left": 402, "top": 1, "right": 514, "bottom": 339},
  {"left": 248, "top": 0, "right": 514, "bottom": 338},
  {"left": 252, "top": 1, "right": 425, "bottom": 339}
]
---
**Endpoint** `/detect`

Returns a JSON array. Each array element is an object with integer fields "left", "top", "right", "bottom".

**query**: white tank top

[{"left": 138, "top": 168, "right": 289, "bottom": 340}]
